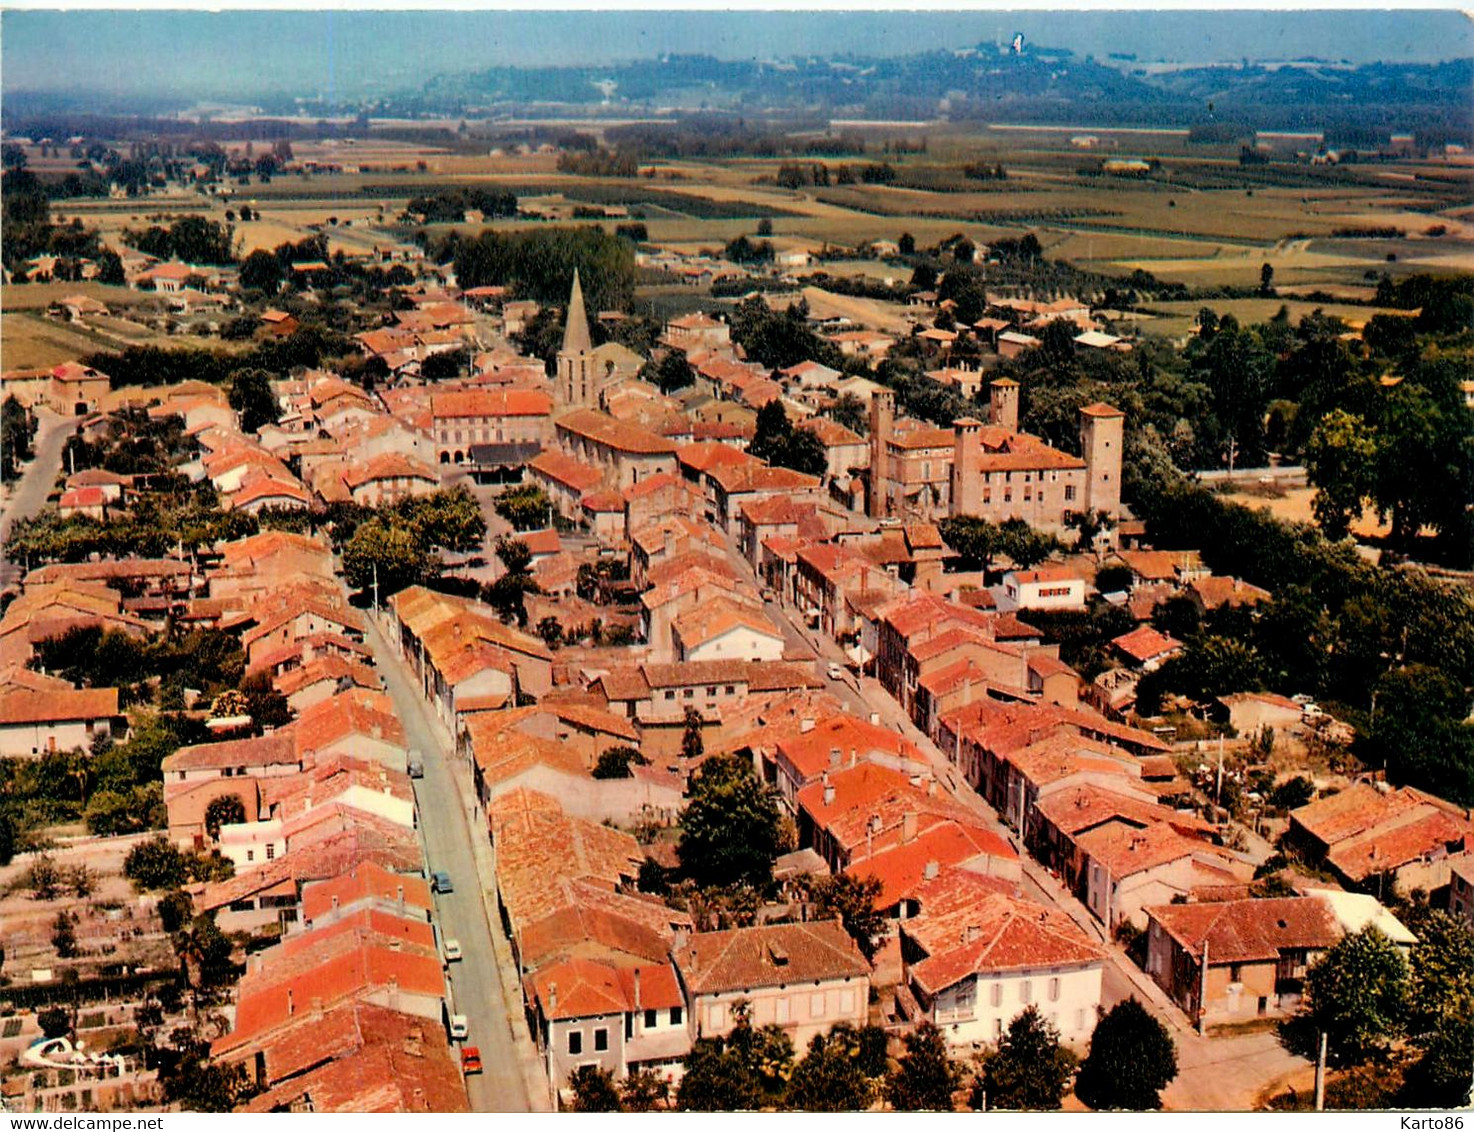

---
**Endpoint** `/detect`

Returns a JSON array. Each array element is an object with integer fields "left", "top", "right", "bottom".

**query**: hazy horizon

[{"left": 3, "top": 10, "right": 1471, "bottom": 105}]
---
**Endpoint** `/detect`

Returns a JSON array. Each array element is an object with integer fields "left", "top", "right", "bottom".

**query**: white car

[
  {"left": 449, "top": 1013, "right": 469, "bottom": 1041},
  {"left": 443, "top": 938, "right": 463, "bottom": 963},
  {"left": 826, "top": 662, "right": 843, "bottom": 680}
]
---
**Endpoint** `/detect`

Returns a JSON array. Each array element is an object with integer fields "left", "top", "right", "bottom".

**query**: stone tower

[
  {"left": 1079, "top": 401, "right": 1125, "bottom": 526},
  {"left": 951, "top": 417, "right": 983, "bottom": 516},
  {"left": 868, "top": 388, "right": 895, "bottom": 518},
  {"left": 557, "top": 268, "right": 595, "bottom": 407},
  {"left": 988, "top": 377, "right": 1020, "bottom": 433}
]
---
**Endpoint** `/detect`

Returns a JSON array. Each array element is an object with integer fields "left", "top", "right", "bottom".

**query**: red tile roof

[
  {"left": 903, "top": 868, "right": 1104, "bottom": 995},
  {"left": 1112, "top": 625, "right": 1183, "bottom": 664},
  {"left": 301, "top": 862, "right": 433, "bottom": 924},
  {"left": 672, "top": 920, "right": 869, "bottom": 995},
  {"left": 1145, "top": 896, "right": 1343, "bottom": 965}
]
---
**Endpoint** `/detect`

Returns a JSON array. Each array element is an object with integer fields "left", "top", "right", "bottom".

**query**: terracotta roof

[
  {"left": 519, "top": 878, "right": 689, "bottom": 971},
  {"left": 708, "top": 463, "right": 820, "bottom": 494},
  {"left": 904, "top": 868, "right": 1104, "bottom": 995},
  {"left": 1079, "top": 402, "right": 1125, "bottom": 418},
  {"left": 1189, "top": 575, "right": 1271, "bottom": 610},
  {"left": 1326, "top": 809, "right": 1470, "bottom": 882},
  {"left": 774, "top": 714, "right": 920, "bottom": 782},
  {"left": 162, "top": 732, "right": 297, "bottom": 774},
  {"left": 849, "top": 821, "right": 1017, "bottom": 910},
  {"left": 1074, "top": 820, "right": 1233, "bottom": 879},
  {"left": 1145, "top": 896, "right": 1343, "bottom": 965},
  {"left": 431, "top": 389, "right": 551, "bottom": 420},
  {"left": 528, "top": 450, "right": 603, "bottom": 493},
  {"left": 672, "top": 597, "right": 783, "bottom": 651},
  {"left": 1112, "top": 625, "right": 1183, "bottom": 664},
  {"left": 558, "top": 408, "right": 677, "bottom": 455},
  {"left": 1035, "top": 783, "right": 1214, "bottom": 841},
  {"left": 301, "top": 862, "right": 433, "bottom": 924},
  {"left": 342, "top": 452, "right": 438, "bottom": 490},
  {"left": 672, "top": 920, "right": 869, "bottom": 995},
  {"left": 0, "top": 686, "right": 119, "bottom": 725}
]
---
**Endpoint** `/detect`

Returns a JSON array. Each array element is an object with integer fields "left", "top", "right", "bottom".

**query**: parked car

[
  {"left": 407, "top": 748, "right": 425, "bottom": 778},
  {"left": 443, "top": 938, "right": 463, "bottom": 963},
  {"left": 431, "top": 871, "right": 454, "bottom": 894},
  {"left": 826, "top": 661, "right": 843, "bottom": 680},
  {"left": 449, "top": 1013, "right": 469, "bottom": 1041},
  {"left": 461, "top": 1046, "right": 483, "bottom": 1075}
]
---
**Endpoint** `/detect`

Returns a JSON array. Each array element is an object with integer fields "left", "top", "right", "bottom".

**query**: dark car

[{"left": 431, "top": 870, "right": 454, "bottom": 894}]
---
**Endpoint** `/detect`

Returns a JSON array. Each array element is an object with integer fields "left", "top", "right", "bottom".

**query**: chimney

[
  {"left": 927, "top": 776, "right": 936, "bottom": 797},
  {"left": 902, "top": 810, "right": 918, "bottom": 843},
  {"left": 965, "top": 923, "right": 981, "bottom": 944},
  {"left": 800, "top": 717, "right": 815, "bottom": 734},
  {"left": 549, "top": 982, "right": 558, "bottom": 1012},
  {"left": 849, "top": 747, "right": 858, "bottom": 768},
  {"left": 288, "top": 988, "right": 295, "bottom": 1015},
  {"left": 633, "top": 968, "right": 642, "bottom": 1012},
  {"left": 397, "top": 884, "right": 405, "bottom": 913},
  {"left": 665, "top": 530, "right": 677, "bottom": 559},
  {"left": 824, "top": 781, "right": 836, "bottom": 806},
  {"left": 829, "top": 747, "right": 841, "bottom": 771},
  {"left": 923, "top": 859, "right": 940, "bottom": 880}
]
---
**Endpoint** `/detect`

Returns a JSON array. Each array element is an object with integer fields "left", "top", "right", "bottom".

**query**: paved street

[
  {"left": 0, "top": 408, "right": 71, "bottom": 584},
  {"left": 360, "top": 612, "right": 547, "bottom": 1113}
]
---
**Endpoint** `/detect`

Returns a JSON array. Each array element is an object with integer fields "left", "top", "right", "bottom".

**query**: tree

[
  {"left": 227, "top": 368, "right": 281, "bottom": 435},
  {"left": 123, "top": 835, "right": 189, "bottom": 891},
  {"left": 38, "top": 1007, "right": 72, "bottom": 1040},
  {"left": 1399, "top": 1014, "right": 1473, "bottom": 1109},
  {"left": 786, "top": 1026, "right": 876, "bottom": 1112},
  {"left": 569, "top": 1065, "right": 623, "bottom": 1111},
  {"left": 204, "top": 794, "right": 246, "bottom": 841},
  {"left": 898, "top": 232, "right": 916, "bottom": 256},
  {"left": 0, "top": 810, "right": 14, "bottom": 866},
  {"left": 811, "top": 873, "right": 885, "bottom": 961},
  {"left": 536, "top": 616, "right": 564, "bottom": 650},
  {"left": 1259, "top": 262, "right": 1276, "bottom": 296},
  {"left": 643, "top": 348, "right": 695, "bottom": 394},
  {"left": 27, "top": 853, "right": 60, "bottom": 900},
  {"left": 681, "top": 706, "right": 704, "bottom": 763},
  {"left": 174, "top": 913, "right": 235, "bottom": 1011},
  {"left": 66, "top": 863, "right": 94, "bottom": 899},
  {"left": 977, "top": 1006, "right": 1078, "bottom": 1111},
  {"left": 829, "top": 392, "right": 868, "bottom": 435},
  {"left": 1304, "top": 409, "right": 1378, "bottom": 540},
  {"left": 158, "top": 888, "right": 195, "bottom": 935},
  {"left": 52, "top": 910, "right": 79, "bottom": 958},
  {"left": 1407, "top": 910, "right": 1474, "bottom": 1037},
  {"left": 343, "top": 518, "right": 434, "bottom": 600},
  {"left": 1300, "top": 925, "right": 1410, "bottom": 1066},
  {"left": 493, "top": 483, "right": 553, "bottom": 532},
  {"left": 620, "top": 1068, "right": 670, "bottom": 1111},
  {"left": 593, "top": 746, "right": 646, "bottom": 780},
  {"left": 886, "top": 1021, "right": 960, "bottom": 1111},
  {"left": 748, "top": 399, "right": 794, "bottom": 467},
  {"left": 1074, "top": 998, "right": 1178, "bottom": 1110},
  {"left": 676, "top": 1008, "right": 794, "bottom": 1111},
  {"left": 677, "top": 753, "right": 782, "bottom": 891}
]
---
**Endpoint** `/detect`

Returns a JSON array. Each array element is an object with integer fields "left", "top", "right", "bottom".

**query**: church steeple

[{"left": 561, "top": 268, "right": 592, "bottom": 356}]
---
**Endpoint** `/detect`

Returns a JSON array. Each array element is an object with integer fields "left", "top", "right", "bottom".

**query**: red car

[{"left": 461, "top": 1046, "right": 483, "bottom": 1075}]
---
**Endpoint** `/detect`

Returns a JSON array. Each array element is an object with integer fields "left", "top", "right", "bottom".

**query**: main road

[{"left": 360, "top": 612, "right": 547, "bottom": 1112}]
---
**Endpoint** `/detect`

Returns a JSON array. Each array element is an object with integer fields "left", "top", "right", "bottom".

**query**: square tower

[
  {"left": 951, "top": 417, "right": 983, "bottom": 516},
  {"left": 1079, "top": 401, "right": 1125, "bottom": 523},
  {"left": 868, "top": 388, "right": 895, "bottom": 518},
  {"left": 988, "top": 377, "right": 1020, "bottom": 433}
]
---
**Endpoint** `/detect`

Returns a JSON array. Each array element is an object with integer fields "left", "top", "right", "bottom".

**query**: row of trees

[
  {"left": 428, "top": 224, "right": 637, "bottom": 314},
  {"left": 572, "top": 999, "right": 1178, "bottom": 1112},
  {"left": 124, "top": 216, "right": 237, "bottom": 266}
]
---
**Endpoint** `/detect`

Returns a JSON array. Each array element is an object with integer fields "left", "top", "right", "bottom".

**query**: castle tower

[
  {"left": 557, "top": 269, "right": 595, "bottom": 407},
  {"left": 1079, "top": 401, "right": 1125, "bottom": 527},
  {"left": 988, "top": 377, "right": 1020, "bottom": 433},
  {"left": 868, "top": 388, "right": 895, "bottom": 518},
  {"left": 951, "top": 417, "right": 983, "bottom": 516}
]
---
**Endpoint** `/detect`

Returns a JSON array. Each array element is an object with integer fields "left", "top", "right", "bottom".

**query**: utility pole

[
  {"left": 1215, "top": 733, "right": 1225, "bottom": 811},
  {"left": 1313, "top": 1030, "right": 1328, "bottom": 1111},
  {"left": 372, "top": 559, "right": 380, "bottom": 611},
  {"left": 1198, "top": 938, "right": 1210, "bottom": 1036}
]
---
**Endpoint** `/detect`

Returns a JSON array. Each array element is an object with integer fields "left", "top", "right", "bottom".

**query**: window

[
  {"left": 594, "top": 1028, "right": 608, "bottom": 1052},
  {"left": 810, "top": 992, "right": 826, "bottom": 1019},
  {"left": 1049, "top": 977, "right": 1060, "bottom": 1002},
  {"left": 246, "top": 850, "right": 255, "bottom": 862},
  {"left": 568, "top": 1031, "right": 582, "bottom": 1056},
  {"left": 994, "top": 1018, "right": 1004, "bottom": 1040},
  {"left": 1064, "top": 484, "right": 1076, "bottom": 502},
  {"left": 265, "top": 844, "right": 275, "bottom": 860},
  {"left": 670, "top": 1006, "right": 683, "bottom": 1026},
  {"left": 1020, "top": 980, "right": 1033, "bottom": 1003},
  {"left": 1076, "top": 1009, "right": 1087, "bottom": 1032},
  {"left": 1230, "top": 964, "right": 1243, "bottom": 984},
  {"left": 990, "top": 982, "right": 1003, "bottom": 1008},
  {"left": 645, "top": 1009, "right": 657, "bottom": 1029},
  {"left": 664, "top": 691, "right": 675, "bottom": 701},
  {"left": 724, "top": 685, "right": 735, "bottom": 695},
  {"left": 1004, "top": 490, "right": 1012, "bottom": 503},
  {"left": 683, "top": 688, "right": 694, "bottom": 699},
  {"left": 706, "top": 686, "right": 717, "bottom": 697}
]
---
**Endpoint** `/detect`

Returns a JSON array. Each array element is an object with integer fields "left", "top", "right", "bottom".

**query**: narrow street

[
  {"left": 0, "top": 407, "right": 71, "bottom": 583},
  {"left": 359, "top": 612, "right": 547, "bottom": 1113}
]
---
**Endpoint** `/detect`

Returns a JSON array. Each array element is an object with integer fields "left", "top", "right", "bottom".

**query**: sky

[{"left": 2, "top": 9, "right": 1471, "bottom": 103}]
